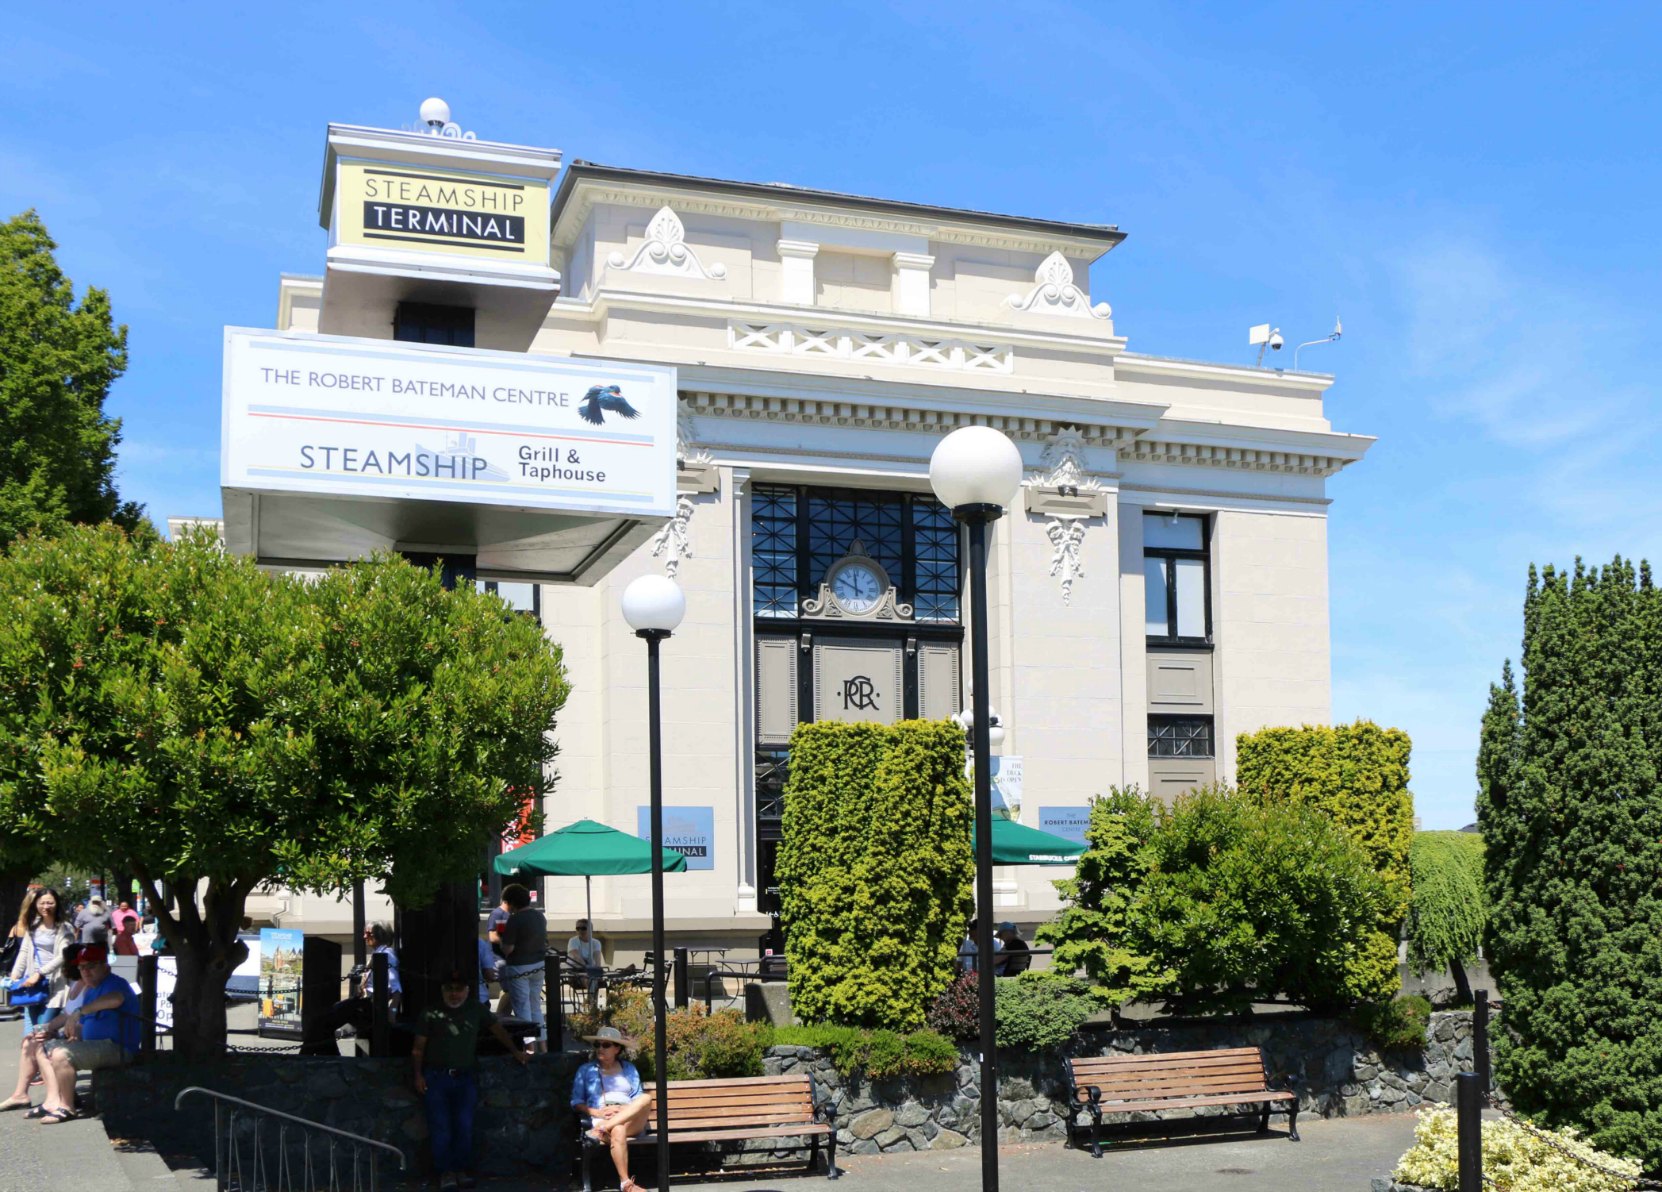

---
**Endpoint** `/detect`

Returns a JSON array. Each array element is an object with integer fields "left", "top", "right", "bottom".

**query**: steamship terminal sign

[
  {"left": 330, "top": 160, "right": 550, "bottom": 265},
  {"left": 222, "top": 329, "right": 677, "bottom": 519}
]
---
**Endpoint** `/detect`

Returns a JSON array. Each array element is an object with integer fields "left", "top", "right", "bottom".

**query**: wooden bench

[
  {"left": 578, "top": 1073, "right": 839, "bottom": 1190},
  {"left": 1064, "top": 1046, "right": 1298, "bottom": 1156}
]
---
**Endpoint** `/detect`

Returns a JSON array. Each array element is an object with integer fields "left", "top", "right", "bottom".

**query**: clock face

[{"left": 830, "top": 562, "right": 884, "bottom": 614}]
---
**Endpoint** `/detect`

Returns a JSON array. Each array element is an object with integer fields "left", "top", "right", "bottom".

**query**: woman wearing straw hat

[{"left": 570, "top": 1026, "right": 651, "bottom": 1192}]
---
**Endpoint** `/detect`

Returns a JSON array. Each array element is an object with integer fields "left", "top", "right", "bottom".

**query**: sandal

[
  {"left": 38, "top": 1107, "right": 78, "bottom": 1124},
  {"left": 24, "top": 1104, "right": 54, "bottom": 1120},
  {"left": 0, "top": 1096, "right": 32, "bottom": 1111}
]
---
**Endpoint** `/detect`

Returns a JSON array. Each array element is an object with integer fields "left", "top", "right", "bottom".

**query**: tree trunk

[
  {"left": 0, "top": 872, "right": 29, "bottom": 927},
  {"left": 1450, "top": 958, "right": 1474, "bottom": 1007},
  {"left": 170, "top": 940, "right": 244, "bottom": 1061}
]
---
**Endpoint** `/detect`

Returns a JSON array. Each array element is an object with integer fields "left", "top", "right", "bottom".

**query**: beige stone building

[{"left": 212, "top": 107, "right": 1372, "bottom": 953}]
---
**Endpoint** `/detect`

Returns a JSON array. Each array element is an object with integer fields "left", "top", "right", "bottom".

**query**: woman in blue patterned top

[{"left": 570, "top": 1026, "right": 650, "bottom": 1192}]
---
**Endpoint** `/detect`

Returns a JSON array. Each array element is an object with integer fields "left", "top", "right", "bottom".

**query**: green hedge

[
  {"left": 776, "top": 719, "right": 972, "bottom": 1030},
  {"left": 1041, "top": 784, "right": 1394, "bottom": 1013},
  {"left": 1236, "top": 720, "right": 1414, "bottom": 999},
  {"left": 767, "top": 1024, "right": 959, "bottom": 1079}
]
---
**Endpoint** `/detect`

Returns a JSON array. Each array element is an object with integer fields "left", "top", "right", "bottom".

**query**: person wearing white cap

[{"left": 570, "top": 1026, "right": 650, "bottom": 1192}]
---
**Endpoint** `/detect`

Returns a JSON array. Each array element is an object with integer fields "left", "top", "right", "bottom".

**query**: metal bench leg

[
  {"left": 1258, "top": 1105, "right": 1272, "bottom": 1133},
  {"left": 1286, "top": 1102, "right": 1300, "bottom": 1142},
  {"left": 826, "top": 1127, "right": 841, "bottom": 1179}
]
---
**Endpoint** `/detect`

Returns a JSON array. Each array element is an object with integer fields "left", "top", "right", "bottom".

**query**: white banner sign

[{"left": 222, "top": 329, "right": 678, "bottom": 518}]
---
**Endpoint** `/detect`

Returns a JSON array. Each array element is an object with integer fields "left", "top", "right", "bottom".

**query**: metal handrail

[{"left": 175, "top": 1085, "right": 406, "bottom": 1168}]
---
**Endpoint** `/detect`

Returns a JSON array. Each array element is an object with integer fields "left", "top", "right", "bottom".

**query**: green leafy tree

[
  {"left": 1478, "top": 559, "right": 1662, "bottom": 1171},
  {"left": 1236, "top": 720, "right": 1415, "bottom": 998},
  {"left": 1036, "top": 787, "right": 1167, "bottom": 1004},
  {"left": 776, "top": 719, "right": 972, "bottom": 1029},
  {"left": 0, "top": 210, "right": 144, "bottom": 547},
  {"left": 1405, "top": 831, "right": 1486, "bottom": 1003},
  {"left": 0, "top": 525, "right": 568, "bottom": 1060}
]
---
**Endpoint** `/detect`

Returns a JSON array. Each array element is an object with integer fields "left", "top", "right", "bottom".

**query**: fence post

[
  {"left": 673, "top": 948, "right": 689, "bottom": 1010},
  {"left": 1456, "top": 1072, "right": 1482, "bottom": 1192},
  {"left": 1473, "top": 989, "right": 1491, "bottom": 1096},
  {"left": 370, "top": 952, "right": 390, "bottom": 1058},
  {"left": 544, "top": 952, "right": 561, "bottom": 1051},
  {"left": 138, "top": 954, "right": 158, "bottom": 1055}
]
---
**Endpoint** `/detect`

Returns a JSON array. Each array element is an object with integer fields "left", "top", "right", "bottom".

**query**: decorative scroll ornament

[
  {"left": 649, "top": 494, "right": 696, "bottom": 578},
  {"left": 1045, "top": 519, "right": 1087, "bottom": 606},
  {"left": 801, "top": 540, "right": 914, "bottom": 622},
  {"left": 608, "top": 206, "right": 727, "bottom": 280},
  {"left": 1006, "top": 251, "right": 1110, "bottom": 319}
]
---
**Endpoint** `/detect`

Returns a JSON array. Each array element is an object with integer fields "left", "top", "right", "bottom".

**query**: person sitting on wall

[
  {"left": 1, "top": 943, "right": 84, "bottom": 1112},
  {"left": 571, "top": 1026, "right": 651, "bottom": 1192},
  {"left": 413, "top": 967, "right": 529, "bottom": 1192},
  {"left": 30, "top": 944, "right": 139, "bottom": 1122},
  {"left": 994, "top": 922, "right": 1031, "bottom": 975}
]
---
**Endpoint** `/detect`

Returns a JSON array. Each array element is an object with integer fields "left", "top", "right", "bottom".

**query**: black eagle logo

[{"left": 578, "top": 384, "right": 641, "bottom": 426}]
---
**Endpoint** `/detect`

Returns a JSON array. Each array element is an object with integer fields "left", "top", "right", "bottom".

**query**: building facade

[{"left": 217, "top": 111, "right": 1372, "bottom": 950}]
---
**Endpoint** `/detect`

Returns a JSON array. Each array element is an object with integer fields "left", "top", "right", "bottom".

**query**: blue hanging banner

[
  {"left": 637, "top": 806, "right": 715, "bottom": 871},
  {"left": 1038, "top": 806, "right": 1092, "bottom": 846}
]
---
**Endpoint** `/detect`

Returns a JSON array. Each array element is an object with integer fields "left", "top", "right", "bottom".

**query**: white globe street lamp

[
  {"left": 929, "top": 424, "right": 1022, "bottom": 1192},
  {"left": 619, "top": 572, "right": 685, "bottom": 1192}
]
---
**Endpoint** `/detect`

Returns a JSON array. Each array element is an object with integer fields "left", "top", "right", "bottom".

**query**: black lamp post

[
  {"left": 929, "top": 425, "right": 1024, "bottom": 1192},
  {"left": 621, "top": 573, "right": 687, "bottom": 1192}
]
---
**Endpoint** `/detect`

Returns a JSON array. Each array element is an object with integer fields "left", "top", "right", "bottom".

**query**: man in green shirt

[{"left": 412, "top": 968, "right": 530, "bottom": 1190}]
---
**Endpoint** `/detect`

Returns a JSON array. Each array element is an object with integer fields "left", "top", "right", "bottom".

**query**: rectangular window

[
  {"left": 477, "top": 579, "right": 541, "bottom": 621},
  {"left": 393, "top": 301, "right": 475, "bottom": 347},
  {"left": 1143, "top": 512, "right": 1210, "bottom": 644},
  {"left": 1148, "top": 715, "right": 1215, "bottom": 758}
]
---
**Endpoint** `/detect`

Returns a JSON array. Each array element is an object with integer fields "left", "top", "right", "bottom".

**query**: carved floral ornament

[
  {"left": 1006, "top": 251, "right": 1111, "bottom": 320},
  {"left": 607, "top": 206, "right": 727, "bottom": 280},
  {"left": 648, "top": 494, "right": 696, "bottom": 578},
  {"left": 1025, "top": 427, "right": 1104, "bottom": 607}
]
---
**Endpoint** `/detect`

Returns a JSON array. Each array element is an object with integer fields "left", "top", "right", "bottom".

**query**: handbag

[{"left": 6, "top": 976, "right": 49, "bottom": 1007}]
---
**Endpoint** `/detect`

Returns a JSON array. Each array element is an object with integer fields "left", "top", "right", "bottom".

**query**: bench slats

[
  {"left": 1094, "top": 1090, "right": 1297, "bottom": 1112},
  {"left": 648, "top": 1124, "right": 834, "bottom": 1144},
  {"left": 659, "top": 1091, "right": 814, "bottom": 1109},
  {"left": 652, "top": 1106, "right": 819, "bottom": 1126},
  {"left": 1083, "top": 1071, "right": 1275, "bottom": 1094}
]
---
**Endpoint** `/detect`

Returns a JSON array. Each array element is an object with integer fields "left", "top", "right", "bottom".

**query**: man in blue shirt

[{"left": 32, "top": 943, "right": 139, "bottom": 1123}]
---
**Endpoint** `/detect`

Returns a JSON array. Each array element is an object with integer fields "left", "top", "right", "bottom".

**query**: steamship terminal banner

[
  {"left": 222, "top": 329, "right": 677, "bottom": 519},
  {"left": 331, "top": 160, "right": 551, "bottom": 265}
]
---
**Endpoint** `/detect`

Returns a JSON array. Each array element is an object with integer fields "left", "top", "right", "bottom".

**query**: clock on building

[{"left": 803, "top": 542, "right": 913, "bottom": 621}]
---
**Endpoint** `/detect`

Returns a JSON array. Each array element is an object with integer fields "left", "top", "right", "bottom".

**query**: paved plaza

[{"left": 0, "top": 1011, "right": 1428, "bottom": 1192}]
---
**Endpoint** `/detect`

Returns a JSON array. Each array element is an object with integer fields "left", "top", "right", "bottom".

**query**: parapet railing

[{"left": 174, "top": 1086, "right": 405, "bottom": 1192}]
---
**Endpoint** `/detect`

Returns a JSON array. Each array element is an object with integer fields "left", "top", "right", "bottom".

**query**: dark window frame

[
  {"left": 393, "top": 301, "right": 476, "bottom": 347},
  {"left": 1143, "top": 512, "right": 1212, "bottom": 647},
  {"left": 1147, "top": 714, "right": 1215, "bottom": 759}
]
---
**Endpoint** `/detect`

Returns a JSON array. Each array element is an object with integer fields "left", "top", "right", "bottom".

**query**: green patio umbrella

[
  {"left": 493, "top": 818, "right": 689, "bottom": 927},
  {"left": 973, "top": 816, "right": 1087, "bottom": 865}
]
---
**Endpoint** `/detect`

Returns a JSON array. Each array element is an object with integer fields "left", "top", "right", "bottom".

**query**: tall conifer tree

[{"left": 1478, "top": 559, "right": 1662, "bottom": 1170}]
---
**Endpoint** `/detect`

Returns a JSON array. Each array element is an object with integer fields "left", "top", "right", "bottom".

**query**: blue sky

[{"left": 5, "top": 3, "right": 1659, "bottom": 829}]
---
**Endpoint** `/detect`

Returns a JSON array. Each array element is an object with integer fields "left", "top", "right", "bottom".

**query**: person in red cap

[{"left": 29, "top": 943, "right": 139, "bottom": 1122}]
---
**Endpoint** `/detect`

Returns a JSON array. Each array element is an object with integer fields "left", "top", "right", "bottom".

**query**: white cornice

[
  {"left": 1116, "top": 351, "right": 1334, "bottom": 394},
  {"left": 551, "top": 178, "right": 1120, "bottom": 259}
]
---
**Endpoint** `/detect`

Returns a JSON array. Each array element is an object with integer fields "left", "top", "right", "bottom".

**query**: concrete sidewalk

[{"left": 560, "top": 1114, "right": 1420, "bottom": 1192}]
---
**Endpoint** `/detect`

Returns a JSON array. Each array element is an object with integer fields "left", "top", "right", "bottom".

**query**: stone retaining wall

[
  {"left": 771, "top": 1011, "right": 1487, "bottom": 1156},
  {"left": 94, "top": 1012, "right": 1489, "bottom": 1177}
]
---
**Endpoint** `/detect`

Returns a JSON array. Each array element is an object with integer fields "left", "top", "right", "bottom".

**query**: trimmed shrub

[
  {"left": 1236, "top": 720, "right": 1415, "bottom": 999},
  {"left": 1352, "top": 995, "right": 1431, "bottom": 1053},
  {"left": 766, "top": 1024, "right": 959, "bottom": 1080},
  {"left": 1135, "top": 785, "right": 1395, "bottom": 1013},
  {"left": 1395, "top": 1105, "right": 1639, "bottom": 1192},
  {"left": 1036, "top": 787, "right": 1168, "bottom": 1005},
  {"left": 995, "top": 974, "right": 1099, "bottom": 1050},
  {"left": 776, "top": 719, "right": 973, "bottom": 1029},
  {"left": 1479, "top": 560, "right": 1662, "bottom": 1171},
  {"left": 1406, "top": 831, "right": 1486, "bottom": 1002},
  {"left": 924, "top": 972, "right": 980, "bottom": 1041},
  {"left": 578, "top": 987, "right": 765, "bottom": 1081}
]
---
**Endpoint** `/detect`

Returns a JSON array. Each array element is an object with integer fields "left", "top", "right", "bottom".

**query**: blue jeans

[
  {"left": 423, "top": 1068, "right": 477, "bottom": 1174},
  {"left": 501, "top": 962, "right": 544, "bottom": 1041}
]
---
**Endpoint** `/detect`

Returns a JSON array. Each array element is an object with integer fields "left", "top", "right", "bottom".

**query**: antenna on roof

[
  {"left": 1249, "top": 323, "right": 1284, "bottom": 368},
  {"left": 1293, "top": 317, "right": 1343, "bottom": 371}
]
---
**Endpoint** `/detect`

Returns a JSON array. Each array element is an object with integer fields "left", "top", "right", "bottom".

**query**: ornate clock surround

[{"left": 801, "top": 539, "right": 915, "bottom": 622}]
